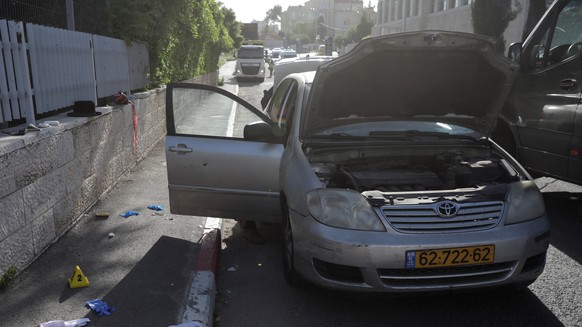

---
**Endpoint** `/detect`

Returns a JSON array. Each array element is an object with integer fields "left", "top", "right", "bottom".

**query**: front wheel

[{"left": 281, "top": 202, "right": 302, "bottom": 287}]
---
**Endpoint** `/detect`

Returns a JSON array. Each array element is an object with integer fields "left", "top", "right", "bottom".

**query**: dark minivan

[{"left": 493, "top": 0, "right": 582, "bottom": 184}]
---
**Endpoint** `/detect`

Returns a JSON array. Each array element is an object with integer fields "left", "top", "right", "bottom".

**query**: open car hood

[{"left": 302, "top": 31, "right": 519, "bottom": 138}]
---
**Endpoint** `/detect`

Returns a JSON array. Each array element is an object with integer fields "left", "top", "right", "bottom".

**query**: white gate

[{"left": 0, "top": 19, "right": 149, "bottom": 125}]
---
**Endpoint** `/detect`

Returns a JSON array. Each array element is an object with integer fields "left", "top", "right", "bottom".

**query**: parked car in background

[
  {"left": 165, "top": 31, "right": 550, "bottom": 293},
  {"left": 277, "top": 49, "right": 298, "bottom": 61},
  {"left": 271, "top": 48, "right": 283, "bottom": 62},
  {"left": 273, "top": 55, "right": 337, "bottom": 89},
  {"left": 260, "top": 55, "right": 336, "bottom": 109},
  {"left": 493, "top": 0, "right": 582, "bottom": 184}
]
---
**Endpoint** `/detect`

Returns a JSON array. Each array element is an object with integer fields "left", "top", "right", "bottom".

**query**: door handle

[
  {"left": 169, "top": 145, "right": 193, "bottom": 153},
  {"left": 560, "top": 78, "right": 577, "bottom": 91}
]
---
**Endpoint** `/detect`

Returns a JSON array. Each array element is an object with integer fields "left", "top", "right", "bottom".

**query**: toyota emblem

[{"left": 436, "top": 201, "right": 459, "bottom": 218}]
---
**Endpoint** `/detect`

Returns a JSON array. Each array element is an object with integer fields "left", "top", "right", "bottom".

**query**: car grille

[
  {"left": 378, "top": 261, "right": 515, "bottom": 288},
  {"left": 241, "top": 64, "right": 260, "bottom": 75},
  {"left": 381, "top": 201, "right": 503, "bottom": 233}
]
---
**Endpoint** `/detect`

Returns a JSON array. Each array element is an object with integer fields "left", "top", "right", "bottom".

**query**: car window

[
  {"left": 266, "top": 79, "right": 298, "bottom": 128},
  {"left": 531, "top": 0, "right": 582, "bottom": 68},
  {"left": 170, "top": 86, "right": 268, "bottom": 140}
]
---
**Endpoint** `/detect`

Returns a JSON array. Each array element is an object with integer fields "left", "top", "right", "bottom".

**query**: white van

[{"left": 235, "top": 45, "right": 266, "bottom": 82}]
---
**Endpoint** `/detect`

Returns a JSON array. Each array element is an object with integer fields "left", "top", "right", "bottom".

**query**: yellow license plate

[{"left": 405, "top": 245, "right": 495, "bottom": 269}]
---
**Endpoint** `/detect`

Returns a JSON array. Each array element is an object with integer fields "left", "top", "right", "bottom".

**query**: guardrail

[{"left": 0, "top": 19, "right": 149, "bottom": 126}]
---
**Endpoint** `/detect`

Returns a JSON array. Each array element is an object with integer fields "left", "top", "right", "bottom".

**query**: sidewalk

[
  {"left": 0, "top": 139, "right": 214, "bottom": 327},
  {"left": 0, "top": 118, "right": 228, "bottom": 327},
  {"left": 0, "top": 61, "right": 239, "bottom": 327}
]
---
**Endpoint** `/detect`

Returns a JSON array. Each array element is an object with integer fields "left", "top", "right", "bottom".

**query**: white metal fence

[{"left": 0, "top": 19, "right": 149, "bottom": 125}]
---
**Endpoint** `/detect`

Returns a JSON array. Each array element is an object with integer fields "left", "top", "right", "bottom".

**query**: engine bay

[{"left": 309, "top": 145, "right": 520, "bottom": 193}]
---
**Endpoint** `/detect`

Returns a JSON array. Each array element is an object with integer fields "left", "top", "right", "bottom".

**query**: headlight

[
  {"left": 505, "top": 181, "right": 545, "bottom": 225},
  {"left": 306, "top": 189, "right": 386, "bottom": 231}
]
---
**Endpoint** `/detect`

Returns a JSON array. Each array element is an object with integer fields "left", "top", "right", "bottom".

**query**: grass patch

[
  {"left": 218, "top": 77, "right": 225, "bottom": 86},
  {"left": 0, "top": 266, "right": 18, "bottom": 289},
  {"left": 218, "top": 52, "right": 236, "bottom": 69}
]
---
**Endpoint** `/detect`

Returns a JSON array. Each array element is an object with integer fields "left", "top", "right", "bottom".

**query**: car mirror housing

[{"left": 244, "top": 121, "right": 281, "bottom": 143}]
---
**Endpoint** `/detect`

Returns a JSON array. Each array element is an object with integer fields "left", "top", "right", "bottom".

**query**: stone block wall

[
  {"left": 0, "top": 70, "right": 218, "bottom": 277},
  {"left": 0, "top": 88, "right": 168, "bottom": 276}
]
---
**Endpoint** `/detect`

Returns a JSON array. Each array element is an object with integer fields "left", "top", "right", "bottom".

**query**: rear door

[{"left": 165, "top": 83, "right": 283, "bottom": 222}]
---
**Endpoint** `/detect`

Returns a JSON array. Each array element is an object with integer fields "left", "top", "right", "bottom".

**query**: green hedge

[{"left": 107, "top": 0, "right": 241, "bottom": 86}]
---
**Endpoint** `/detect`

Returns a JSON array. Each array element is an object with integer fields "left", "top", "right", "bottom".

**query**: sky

[{"left": 219, "top": 0, "right": 308, "bottom": 23}]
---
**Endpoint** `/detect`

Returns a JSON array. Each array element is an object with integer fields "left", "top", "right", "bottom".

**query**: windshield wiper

[
  {"left": 370, "top": 130, "right": 477, "bottom": 141},
  {"left": 305, "top": 133, "right": 413, "bottom": 144},
  {"left": 308, "top": 133, "right": 364, "bottom": 139}
]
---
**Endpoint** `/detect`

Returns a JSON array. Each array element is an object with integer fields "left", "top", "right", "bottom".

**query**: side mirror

[
  {"left": 507, "top": 42, "right": 523, "bottom": 64},
  {"left": 244, "top": 121, "right": 281, "bottom": 143}
]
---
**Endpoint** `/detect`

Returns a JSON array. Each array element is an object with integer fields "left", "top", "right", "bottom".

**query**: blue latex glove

[
  {"left": 119, "top": 210, "right": 139, "bottom": 218},
  {"left": 86, "top": 299, "right": 115, "bottom": 316},
  {"left": 147, "top": 205, "right": 164, "bottom": 211}
]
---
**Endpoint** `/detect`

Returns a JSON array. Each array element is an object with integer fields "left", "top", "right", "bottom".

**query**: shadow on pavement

[
  {"left": 237, "top": 79, "right": 264, "bottom": 87},
  {"left": 83, "top": 236, "right": 200, "bottom": 327},
  {"left": 543, "top": 192, "right": 582, "bottom": 265},
  {"left": 217, "top": 221, "right": 564, "bottom": 327}
]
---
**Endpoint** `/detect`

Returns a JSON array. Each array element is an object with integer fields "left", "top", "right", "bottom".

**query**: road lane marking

[{"left": 226, "top": 85, "right": 239, "bottom": 137}]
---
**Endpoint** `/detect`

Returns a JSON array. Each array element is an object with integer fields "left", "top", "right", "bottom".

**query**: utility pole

[{"left": 66, "top": 0, "right": 75, "bottom": 31}]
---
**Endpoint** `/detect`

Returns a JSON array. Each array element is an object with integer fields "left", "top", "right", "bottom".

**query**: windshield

[{"left": 238, "top": 47, "right": 264, "bottom": 59}]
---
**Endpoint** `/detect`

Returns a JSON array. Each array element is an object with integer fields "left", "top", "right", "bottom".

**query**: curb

[{"left": 178, "top": 218, "right": 222, "bottom": 327}]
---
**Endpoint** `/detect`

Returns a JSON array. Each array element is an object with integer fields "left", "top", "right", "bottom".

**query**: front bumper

[
  {"left": 290, "top": 211, "right": 550, "bottom": 292},
  {"left": 234, "top": 65, "right": 265, "bottom": 79}
]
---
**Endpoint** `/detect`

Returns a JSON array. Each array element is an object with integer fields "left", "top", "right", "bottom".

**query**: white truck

[{"left": 234, "top": 45, "right": 265, "bottom": 83}]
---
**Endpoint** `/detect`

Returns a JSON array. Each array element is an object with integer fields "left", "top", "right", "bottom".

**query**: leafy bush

[
  {"left": 106, "top": 0, "right": 241, "bottom": 86},
  {"left": 0, "top": 266, "right": 18, "bottom": 289}
]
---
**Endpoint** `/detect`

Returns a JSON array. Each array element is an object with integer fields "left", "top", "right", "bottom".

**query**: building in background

[
  {"left": 372, "top": 0, "right": 535, "bottom": 51},
  {"left": 281, "top": 0, "right": 366, "bottom": 42}
]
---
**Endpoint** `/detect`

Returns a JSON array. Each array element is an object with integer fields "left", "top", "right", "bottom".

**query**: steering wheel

[{"left": 566, "top": 41, "right": 582, "bottom": 57}]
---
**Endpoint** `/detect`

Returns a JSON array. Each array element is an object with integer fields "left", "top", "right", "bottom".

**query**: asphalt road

[{"left": 213, "top": 66, "right": 582, "bottom": 327}]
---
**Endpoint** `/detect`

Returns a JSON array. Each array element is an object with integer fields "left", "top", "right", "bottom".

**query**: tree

[
  {"left": 222, "top": 7, "right": 243, "bottom": 49},
  {"left": 106, "top": 0, "right": 237, "bottom": 85},
  {"left": 471, "top": 0, "right": 522, "bottom": 53},
  {"left": 334, "top": 13, "right": 374, "bottom": 48},
  {"left": 265, "top": 5, "right": 282, "bottom": 33}
]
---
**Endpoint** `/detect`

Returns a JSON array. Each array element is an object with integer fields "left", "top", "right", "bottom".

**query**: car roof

[{"left": 273, "top": 56, "right": 333, "bottom": 88}]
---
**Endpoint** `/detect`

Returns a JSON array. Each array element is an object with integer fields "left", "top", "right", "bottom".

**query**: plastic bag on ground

[{"left": 36, "top": 318, "right": 90, "bottom": 327}]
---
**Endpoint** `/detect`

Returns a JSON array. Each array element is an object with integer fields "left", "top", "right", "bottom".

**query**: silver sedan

[{"left": 165, "top": 31, "right": 550, "bottom": 292}]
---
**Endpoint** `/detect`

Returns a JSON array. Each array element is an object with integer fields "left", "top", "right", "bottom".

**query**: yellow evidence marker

[{"left": 68, "top": 265, "right": 90, "bottom": 288}]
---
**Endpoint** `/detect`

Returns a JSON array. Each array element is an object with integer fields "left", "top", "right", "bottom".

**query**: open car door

[{"left": 165, "top": 83, "right": 283, "bottom": 222}]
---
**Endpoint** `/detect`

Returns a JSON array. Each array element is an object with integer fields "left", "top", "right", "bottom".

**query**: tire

[{"left": 281, "top": 201, "right": 302, "bottom": 287}]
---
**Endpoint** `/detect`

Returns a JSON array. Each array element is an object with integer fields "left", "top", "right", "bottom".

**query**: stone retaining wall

[{"left": 0, "top": 71, "right": 218, "bottom": 276}]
